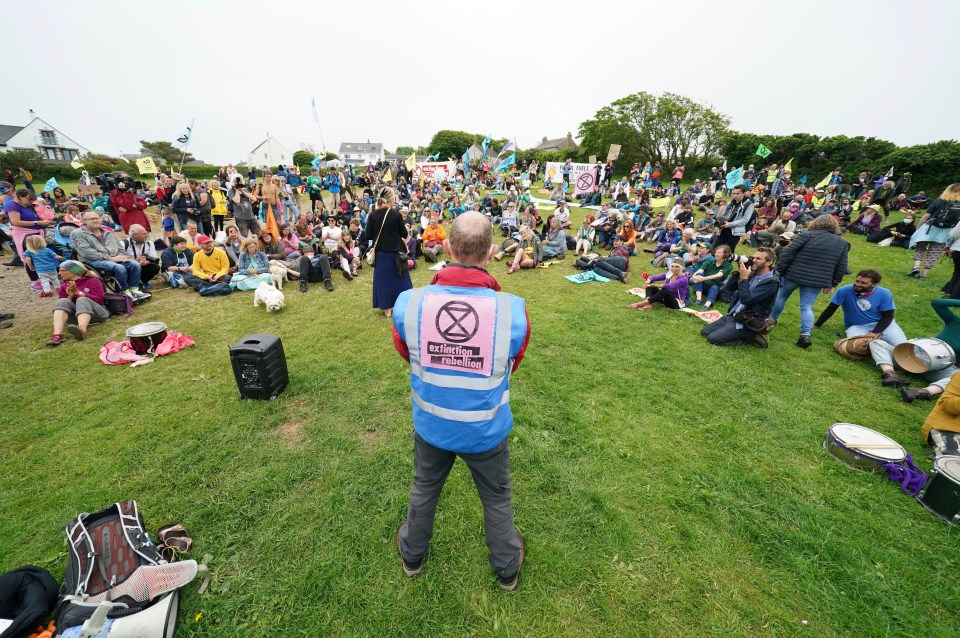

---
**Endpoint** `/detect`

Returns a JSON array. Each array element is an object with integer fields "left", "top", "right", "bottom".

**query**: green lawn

[{"left": 2, "top": 186, "right": 958, "bottom": 637}]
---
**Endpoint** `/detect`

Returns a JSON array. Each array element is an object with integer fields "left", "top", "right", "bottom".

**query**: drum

[
  {"left": 126, "top": 322, "right": 168, "bottom": 355},
  {"left": 893, "top": 338, "right": 956, "bottom": 374},
  {"left": 824, "top": 423, "right": 906, "bottom": 472},
  {"left": 918, "top": 456, "right": 960, "bottom": 525}
]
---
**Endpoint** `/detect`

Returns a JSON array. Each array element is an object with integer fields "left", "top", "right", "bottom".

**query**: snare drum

[
  {"left": 824, "top": 423, "right": 906, "bottom": 472},
  {"left": 126, "top": 321, "right": 168, "bottom": 355},
  {"left": 918, "top": 456, "right": 960, "bottom": 525},
  {"left": 893, "top": 338, "right": 956, "bottom": 374}
]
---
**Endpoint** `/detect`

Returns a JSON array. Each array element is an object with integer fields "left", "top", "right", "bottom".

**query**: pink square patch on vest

[{"left": 419, "top": 292, "right": 496, "bottom": 377}]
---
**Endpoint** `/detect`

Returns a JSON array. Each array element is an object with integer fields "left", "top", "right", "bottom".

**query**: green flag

[{"left": 755, "top": 144, "right": 772, "bottom": 158}]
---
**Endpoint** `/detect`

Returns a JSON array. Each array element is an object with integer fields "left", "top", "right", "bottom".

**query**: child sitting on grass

[
  {"left": 23, "top": 234, "right": 63, "bottom": 297},
  {"left": 507, "top": 226, "right": 542, "bottom": 274}
]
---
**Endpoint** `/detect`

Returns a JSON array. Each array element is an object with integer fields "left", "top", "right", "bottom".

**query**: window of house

[
  {"left": 63, "top": 149, "right": 77, "bottom": 160},
  {"left": 45, "top": 148, "right": 57, "bottom": 160},
  {"left": 264, "top": 153, "right": 268, "bottom": 158},
  {"left": 40, "top": 130, "right": 56, "bottom": 144}
]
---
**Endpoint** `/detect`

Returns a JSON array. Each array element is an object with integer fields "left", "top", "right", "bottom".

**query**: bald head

[{"left": 447, "top": 211, "right": 494, "bottom": 265}]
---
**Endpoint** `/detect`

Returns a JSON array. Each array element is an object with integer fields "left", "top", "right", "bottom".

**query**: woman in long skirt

[{"left": 361, "top": 187, "right": 412, "bottom": 317}]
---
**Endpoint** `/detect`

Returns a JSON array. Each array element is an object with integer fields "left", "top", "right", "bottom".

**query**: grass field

[{"left": 2, "top": 184, "right": 959, "bottom": 637}]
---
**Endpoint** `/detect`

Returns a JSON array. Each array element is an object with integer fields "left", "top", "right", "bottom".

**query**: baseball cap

[{"left": 197, "top": 234, "right": 213, "bottom": 243}]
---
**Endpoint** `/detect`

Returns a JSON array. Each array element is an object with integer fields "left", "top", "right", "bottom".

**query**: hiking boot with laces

[
  {"left": 396, "top": 524, "right": 422, "bottom": 577},
  {"left": 901, "top": 387, "right": 933, "bottom": 403},
  {"left": 881, "top": 371, "right": 910, "bottom": 387},
  {"left": 498, "top": 533, "right": 525, "bottom": 592}
]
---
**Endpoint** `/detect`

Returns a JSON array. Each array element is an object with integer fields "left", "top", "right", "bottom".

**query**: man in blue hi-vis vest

[{"left": 393, "top": 211, "right": 531, "bottom": 591}]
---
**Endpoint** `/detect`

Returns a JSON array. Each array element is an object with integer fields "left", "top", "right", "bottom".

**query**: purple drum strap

[{"left": 883, "top": 454, "right": 927, "bottom": 497}]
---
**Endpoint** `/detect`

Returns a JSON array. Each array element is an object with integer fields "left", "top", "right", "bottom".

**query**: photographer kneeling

[{"left": 701, "top": 247, "right": 779, "bottom": 348}]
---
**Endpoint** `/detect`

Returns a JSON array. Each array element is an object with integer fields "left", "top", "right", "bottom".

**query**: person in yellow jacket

[
  {"left": 921, "top": 370, "right": 960, "bottom": 456},
  {"left": 190, "top": 235, "right": 231, "bottom": 287},
  {"left": 421, "top": 215, "right": 446, "bottom": 263},
  {"left": 207, "top": 179, "right": 229, "bottom": 235}
]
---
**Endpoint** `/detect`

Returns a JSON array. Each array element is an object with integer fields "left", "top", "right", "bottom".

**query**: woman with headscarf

[{"left": 46, "top": 260, "right": 109, "bottom": 346}]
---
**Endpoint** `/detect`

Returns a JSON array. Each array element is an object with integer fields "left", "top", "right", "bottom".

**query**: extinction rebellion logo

[{"left": 419, "top": 295, "right": 496, "bottom": 376}]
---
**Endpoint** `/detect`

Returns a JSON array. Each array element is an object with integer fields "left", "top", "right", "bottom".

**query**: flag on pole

[
  {"left": 428, "top": 152, "right": 441, "bottom": 161},
  {"left": 135, "top": 157, "right": 158, "bottom": 175},
  {"left": 783, "top": 157, "right": 793, "bottom": 173},
  {"left": 463, "top": 147, "right": 470, "bottom": 179},
  {"left": 311, "top": 97, "right": 320, "bottom": 124},
  {"left": 574, "top": 167, "right": 598, "bottom": 196},
  {"left": 176, "top": 119, "right": 194, "bottom": 148},
  {"left": 494, "top": 153, "right": 515, "bottom": 173},
  {"left": 383, "top": 169, "right": 393, "bottom": 182},
  {"left": 725, "top": 166, "right": 744, "bottom": 190},
  {"left": 264, "top": 205, "right": 280, "bottom": 241},
  {"left": 44, "top": 177, "right": 58, "bottom": 193},
  {"left": 814, "top": 171, "right": 832, "bottom": 190},
  {"left": 721, "top": 159, "right": 727, "bottom": 173},
  {"left": 755, "top": 144, "right": 772, "bottom": 158},
  {"left": 481, "top": 135, "right": 492, "bottom": 162},
  {"left": 496, "top": 138, "right": 516, "bottom": 164},
  {"left": 404, "top": 153, "right": 416, "bottom": 172},
  {"left": 799, "top": 175, "right": 807, "bottom": 185},
  {"left": 70, "top": 158, "right": 84, "bottom": 169},
  {"left": 885, "top": 166, "right": 894, "bottom": 178},
  {"left": 311, "top": 154, "right": 321, "bottom": 171}
]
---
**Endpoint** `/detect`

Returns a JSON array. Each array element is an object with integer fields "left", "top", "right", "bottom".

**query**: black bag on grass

[
  {"left": 0, "top": 566, "right": 58, "bottom": 638},
  {"left": 100, "top": 275, "right": 134, "bottom": 316}
]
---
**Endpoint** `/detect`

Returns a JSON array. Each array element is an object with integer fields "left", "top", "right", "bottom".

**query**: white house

[
  {"left": 248, "top": 135, "right": 294, "bottom": 169},
  {"left": 0, "top": 112, "right": 90, "bottom": 163},
  {"left": 338, "top": 141, "right": 384, "bottom": 168}
]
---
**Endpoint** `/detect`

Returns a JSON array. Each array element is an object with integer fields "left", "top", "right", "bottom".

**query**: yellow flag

[
  {"left": 383, "top": 169, "right": 392, "bottom": 182},
  {"left": 404, "top": 153, "right": 416, "bottom": 172},
  {"left": 419, "top": 171, "right": 425, "bottom": 187},
  {"left": 70, "top": 158, "right": 84, "bottom": 170},
  {"left": 650, "top": 196, "right": 673, "bottom": 209},
  {"left": 814, "top": 171, "right": 832, "bottom": 190},
  {"left": 783, "top": 157, "right": 793, "bottom": 173},
  {"left": 135, "top": 157, "right": 158, "bottom": 175}
]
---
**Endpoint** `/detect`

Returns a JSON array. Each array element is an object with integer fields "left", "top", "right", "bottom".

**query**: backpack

[
  {"left": 932, "top": 202, "right": 960, "bottom": 228},
  {"left": 100, "top": 275, "right": 135, "bottom": 316},
  {"left": 55, "top": 500, "right": 206, "bottom": 636}
]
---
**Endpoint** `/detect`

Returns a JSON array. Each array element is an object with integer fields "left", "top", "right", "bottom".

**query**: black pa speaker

[{"left": 229, "top": 334, "right": 288, "bottom": 400}]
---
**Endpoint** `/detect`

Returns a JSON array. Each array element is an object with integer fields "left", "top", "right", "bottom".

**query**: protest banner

[
  {"left": 413, "top": 161, "right": 456, "bottom": 182},
  {"left": 589, "top": 155, "right": 597, "bottom": 164},
  {"left": 78, "top": 184, "right": 102, "bottom": 196},
  {"left": 574, "top": 168, "right": 598, "bottom": 196},
  {"left": 607, "top": 144, "right": 621, "bottom": 161},
  {"left": 544, "top": 162, "right": 594, "bottom": 186}
]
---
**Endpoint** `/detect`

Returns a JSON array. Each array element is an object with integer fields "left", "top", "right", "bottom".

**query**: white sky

[{"left": 4, "top": 0, "right": 957, "bottom": 165}]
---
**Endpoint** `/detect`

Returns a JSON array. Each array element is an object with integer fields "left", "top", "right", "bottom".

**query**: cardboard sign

[
  {"left": 607, "top": 144, "right": 621, "bottom": 161},
  {"left": 78, "top": 184, "right": 102, "bottom": 196},
  {"left": 419, "top": 293, "right": 496, "bottom": 377},
  {"left": 589, "top": 155, "right": 597, "bottom": 164}
]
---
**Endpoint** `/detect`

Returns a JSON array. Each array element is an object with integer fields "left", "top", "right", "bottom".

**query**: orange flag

[{"left": 264, "top": 205, "right": 280, "bottom": 240}]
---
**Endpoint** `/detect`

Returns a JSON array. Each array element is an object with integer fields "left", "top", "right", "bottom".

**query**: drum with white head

[
  {"left": 917, "top": 456, "right": 960, "bottom": 525},
  {"left": 824, "top": 423, "right": 906, "bottom": 472}
]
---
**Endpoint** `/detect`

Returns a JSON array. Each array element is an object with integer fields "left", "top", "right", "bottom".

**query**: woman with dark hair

[{"left": 359, "top": 187, "right": 412, "bottom": 318}]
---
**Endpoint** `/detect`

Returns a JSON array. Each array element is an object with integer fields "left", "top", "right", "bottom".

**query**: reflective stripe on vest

[
  {"left": 403, "top": 287, "right": 514, "bottom": 392},
  {"left": 412, "top": 388, "right": 511, "bottom": 422}
]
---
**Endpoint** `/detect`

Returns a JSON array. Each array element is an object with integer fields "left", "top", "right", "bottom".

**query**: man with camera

[
  {"left": 228, "top": 177, "right": 260, "bottom": 238},
  {"left": 701, "top": 247, "right": 779, "bottom": 348},
  {"left": 714, "top": 184, "right": 754, "bottom": 254}
]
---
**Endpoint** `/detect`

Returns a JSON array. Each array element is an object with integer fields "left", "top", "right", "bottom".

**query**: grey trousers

[
  {"left": 701, "top": 315, "right": 756, "bottom": 345},
  {"left": 54, "top": 297, "right": 109, "bottom": 323},
  {"left": 399, "top": 433, "right": 522, "bottom": 577}
]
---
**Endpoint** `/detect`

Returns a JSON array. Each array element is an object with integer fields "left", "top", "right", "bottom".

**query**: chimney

[
  {"left": 566, "top": 132, "right": 572, "bottom": 140},
  {"left": 541, "top": 136, "right": 547, "bottom": 143},
  {"left": 29, "top": 109, "right": 35, "bottom": 119}
]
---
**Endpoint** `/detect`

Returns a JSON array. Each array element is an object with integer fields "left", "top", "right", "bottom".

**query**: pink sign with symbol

[{"left": 419, "top": 293, "right": 496, "bottom": 377}]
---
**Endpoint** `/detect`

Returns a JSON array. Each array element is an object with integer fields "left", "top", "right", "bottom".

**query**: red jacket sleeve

[
  {"left": 511, "top": 308, "right": 531, "bottom": 372},
  {"left": 392, "top": 324, "right": 410, "bottom": 362}
]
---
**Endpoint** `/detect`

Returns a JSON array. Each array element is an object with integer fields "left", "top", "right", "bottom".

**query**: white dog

[
  {"left": 253, "top": 281, "right": 285, "bottom": 312},
  {"left": 268, "top": 260, "right": 289, "bottom": 290}
]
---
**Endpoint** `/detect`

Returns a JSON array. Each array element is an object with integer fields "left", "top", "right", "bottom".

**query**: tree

[
  {"left": 139, "top": 140, "right": 194, "bottom": 164},
  {"left": 292, "top": 150, "right": 315, "bottom": 166},
  {"left": 578, "top": 92, "right": 731, "bottom": 168},
  {"left": 426, "top": 132, "right": 510, "bottom": 161},
  {"left": 395, "top": 146, "right": 416, "bottom": 155},
  {"left": 0, "top": 149, "right": 44, "bottom": 176}
]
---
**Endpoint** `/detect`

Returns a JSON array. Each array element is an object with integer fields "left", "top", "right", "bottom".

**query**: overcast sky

[{"left": 4, "top": 0, "right": 957, "bottom": 165}]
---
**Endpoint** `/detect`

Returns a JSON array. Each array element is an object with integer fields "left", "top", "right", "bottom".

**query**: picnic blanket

[{"left": 565, "top": 271, "right": 611, "bottom": 284}]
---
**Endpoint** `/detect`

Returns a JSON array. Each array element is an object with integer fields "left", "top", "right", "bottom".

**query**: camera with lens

[
  {"left": 729, "top": 254, "right": 754, "bottom": 267},
  {"left": 96, "top": 172, "right": 144, "bottom": 192}
]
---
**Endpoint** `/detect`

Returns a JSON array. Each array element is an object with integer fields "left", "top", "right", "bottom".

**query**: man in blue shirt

[{"left": 814, "top": 269, "right": 907, "bottom": 346}]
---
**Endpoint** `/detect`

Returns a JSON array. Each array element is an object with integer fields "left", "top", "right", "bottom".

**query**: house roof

[
  {"left": 339, "top": 142, "right": 383, "bottom": 155},
  {"left": 250, "top": 136, "right": 292, "bottom": 154},
  {"left": 534, "top": 132, "right": 577, "bottom": 151},
  {"left": 0, "top": 124, "right": 24, "bottom": 144}
]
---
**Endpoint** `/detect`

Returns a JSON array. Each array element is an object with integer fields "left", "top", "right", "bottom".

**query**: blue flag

[
  {"left": 311, "top": 154, "right": 322, "bottom": 170},
  {"left": 428, "top": 152, "right": 441, "bottom": 161},
  {"left": 495, "top": 153, "right": 515, "bottom": 173},
  {"left": 799, "top": 175, "right": 807, "bottom": 184},
  {"left": 480, "top": 135, "right": 492, "bottom": 162},
  {"left": 44, "top": 177, "right": 58, "bottom": 193},
  {"left": 463, "top": 147, "right": 470, "bottom": 179},
  {"left": 724, "top": 166, "right": 743, "bottom": 190}
]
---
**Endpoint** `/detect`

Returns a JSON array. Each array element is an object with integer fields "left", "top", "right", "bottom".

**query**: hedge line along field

[{"left": 0, "top": 190, "right": 958, "bottom": 637}]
